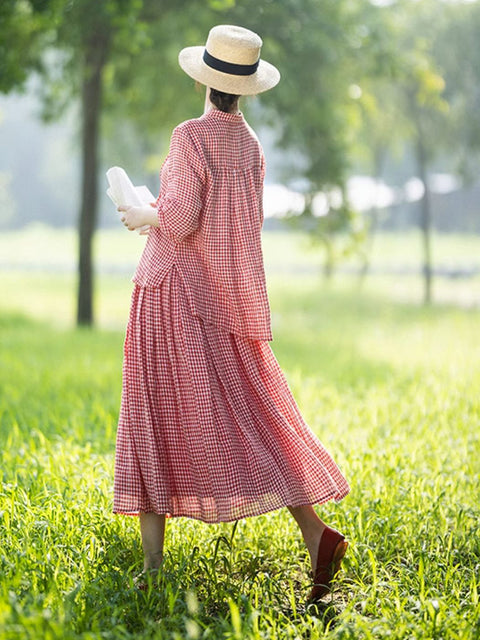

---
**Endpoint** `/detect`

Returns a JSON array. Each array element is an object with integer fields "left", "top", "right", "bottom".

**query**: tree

[
  {"left": 2, "top": 0, "right": 403, "bottom": 317},
  {"left": 40, "top": 0, "right": 156, "bottom": 326},
  {"left": 434, "top": 0, "right": 480, "bottom": 183},
  {"left": 406, "top": 64, "right": 447, "bottom": 304},
  {"left": 0, "top": 0, "right": 55, "bottom": 92},
  {"left": 347, "top": 0, "right": 450, "bottom": 303},
  {"left": 209, "top": 0, "right": 397, "bottom": 277},
  {"left": 5, "top": 0, "right": 229, "bottom": 326},
  {"left": 0, "top": 0, "right": 151, "bottom": 325}
]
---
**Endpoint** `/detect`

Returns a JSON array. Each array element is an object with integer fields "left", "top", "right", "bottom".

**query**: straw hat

[{"left": 178, "top": 25, "right": 280, "bottom": 96}]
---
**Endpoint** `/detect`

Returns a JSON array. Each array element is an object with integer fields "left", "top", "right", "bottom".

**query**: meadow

[{"left": 1, "top": 227, "right": 479, "bottom": 639}]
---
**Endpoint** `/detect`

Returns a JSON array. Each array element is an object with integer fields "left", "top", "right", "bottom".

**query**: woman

[{"left": 115, "top": 24, "right": 349, "bottom": 602}]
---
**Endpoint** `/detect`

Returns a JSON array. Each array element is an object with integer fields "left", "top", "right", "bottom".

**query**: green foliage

[
  {"left": 0, "top": 0, "right": 57, "bottom": 92},
  {"left": 213, "top": 0, "right": 393, "bottom": 274},
  {"left": 1, "top": 278, "right": 480, "bottom": 638},
  {"left": 434, "top": 0, "right": 480, "bottom": 181},
  {"left": 38, "top": 0, "right": 150, "bottom": 121},
  {"left": 240, "top": 0, "right": 395, "bottom": 188},
  {"left": 343, "top": 0, "right": 464, "bottom": 302},
  {"left": 350, "top": 0, "right": 451, "bottom": 171}
]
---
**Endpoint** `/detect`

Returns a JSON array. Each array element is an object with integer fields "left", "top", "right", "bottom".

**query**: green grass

[{"left": 1, "top": 270, "right": 480, "bottom": 638}]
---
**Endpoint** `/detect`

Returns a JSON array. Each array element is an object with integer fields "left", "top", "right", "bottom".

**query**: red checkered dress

[{"left": 114, "top": 109, "right": 349, "bottom": 523}]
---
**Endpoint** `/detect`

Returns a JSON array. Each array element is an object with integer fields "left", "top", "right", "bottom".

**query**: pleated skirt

[{"left": 114, "top": 267, "right": 349, "bottom": 523}]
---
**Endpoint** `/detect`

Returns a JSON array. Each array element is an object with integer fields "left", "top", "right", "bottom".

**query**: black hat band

[{"left": 203, "top": 49, "right": 259, "bottom": 76}]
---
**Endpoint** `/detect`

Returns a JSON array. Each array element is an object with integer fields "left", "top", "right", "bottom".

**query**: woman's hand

[{"left": 118, "top": 203, "right": 159, "bottom": 232}]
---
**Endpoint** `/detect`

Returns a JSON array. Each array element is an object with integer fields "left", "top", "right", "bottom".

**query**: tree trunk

[
  {"left": 358, "top": 145, "right": 385, "bottom": 283},
  {"left": 415, "top": 134, "right": 433, "bottom": 305},
  {"left": 76, "top": 34, "right": 109, "bottom": 326},
  {"left": 322, "top": 236, "right": 335, "bottom": 279}
]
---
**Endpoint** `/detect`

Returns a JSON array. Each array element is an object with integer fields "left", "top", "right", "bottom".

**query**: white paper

[{"left": 106, "top": 166, "right": 155, "bottom": 207}]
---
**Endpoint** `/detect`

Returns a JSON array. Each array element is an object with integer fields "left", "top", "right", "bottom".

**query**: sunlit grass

[
  {"left": 1, "top": 273, "right": 480, "bottom": 638},
  {"left": 1, "top": 227, "right": 479, "bottom": 637}
]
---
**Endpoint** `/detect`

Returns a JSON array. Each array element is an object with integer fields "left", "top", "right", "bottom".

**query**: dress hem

[{"left": 112, "top": 486, "right": 349, "bottom": 524}]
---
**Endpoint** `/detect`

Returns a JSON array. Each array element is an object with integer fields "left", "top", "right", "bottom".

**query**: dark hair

[{"left": 209, "top": 88, "right": 240, "bottom": 113}]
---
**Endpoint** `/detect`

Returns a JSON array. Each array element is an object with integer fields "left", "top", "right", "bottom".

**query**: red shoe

[{"left": 308, "top": 526, "right": 348, "bottom": 602}]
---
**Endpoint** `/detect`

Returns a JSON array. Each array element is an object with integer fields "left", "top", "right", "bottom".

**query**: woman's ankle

[{"left": 144, "top": 551, "right": 163, "bottom": 571}]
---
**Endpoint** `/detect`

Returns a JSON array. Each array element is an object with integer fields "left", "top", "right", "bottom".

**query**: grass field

[{"left": 1, "top": 227, "right": 480, "bottom": 638}]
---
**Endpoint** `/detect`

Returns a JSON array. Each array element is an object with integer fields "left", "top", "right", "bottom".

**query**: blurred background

[{"left": 1, "top": 0, "right": 480, "bottom": 328}]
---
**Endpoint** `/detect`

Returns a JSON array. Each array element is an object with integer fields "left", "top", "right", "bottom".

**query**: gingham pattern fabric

[
  {"left": 114, "top": 268, "right": 350, "bottom": 523},
  {"left": 132, "top": 108, "right": 272, "bottom": 340},
  {"left": 114, "top": 109, "right": 350, "bottom": 522}
]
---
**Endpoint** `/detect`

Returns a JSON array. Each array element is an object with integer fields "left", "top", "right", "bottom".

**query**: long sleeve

[{"left": 157, "top": 126, "right": 206, "bottom": 243}]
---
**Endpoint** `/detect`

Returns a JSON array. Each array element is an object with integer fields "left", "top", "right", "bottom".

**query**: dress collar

[{"left": 202, "top": 108, "right": 244, "bottom": 123}]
